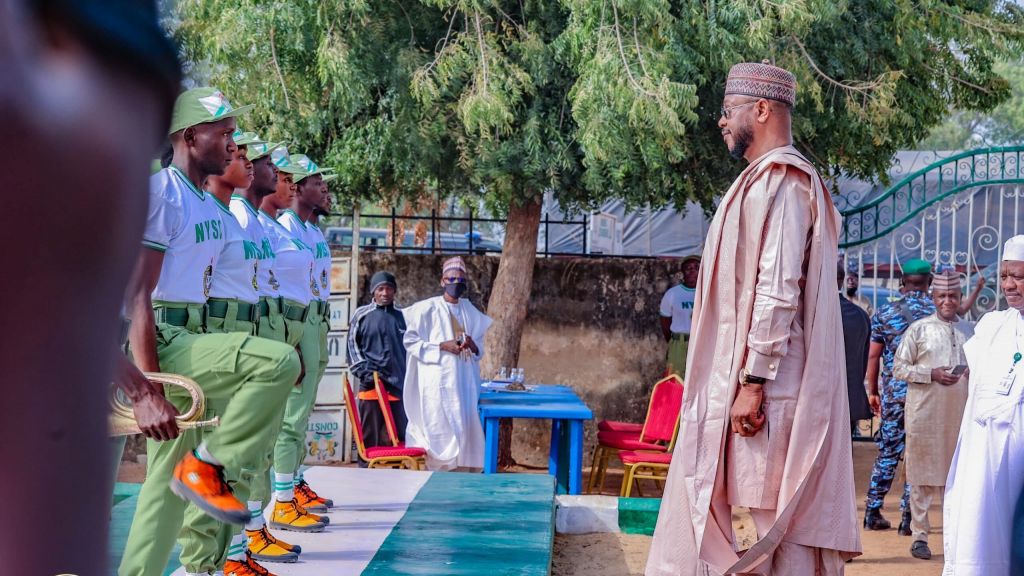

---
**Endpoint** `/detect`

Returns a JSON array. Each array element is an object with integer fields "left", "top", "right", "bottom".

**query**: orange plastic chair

[
  {"left": 343, "top": 374, "right": 426, "bottom": 470},
  {"left": 619, "top": 450, "right": 673, "bottom": 497},
  {"left": 587, "top": 374, "right": 683, "bottom": 494}
]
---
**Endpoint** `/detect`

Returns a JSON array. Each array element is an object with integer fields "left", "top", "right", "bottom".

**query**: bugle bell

[{"left": 109, "top": 373, "right": 219, "bottom": 437}]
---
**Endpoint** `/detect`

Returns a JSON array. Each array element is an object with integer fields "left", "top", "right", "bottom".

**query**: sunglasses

[{"left": 444, "top": 277, "right": 467, "bottom": 284}]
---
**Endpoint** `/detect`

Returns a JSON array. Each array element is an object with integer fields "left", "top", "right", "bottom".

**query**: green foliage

[
  {"left": 920, "top": 60, "right": 1024, "bottom": 149},
  {"left": 173, "top": 0, "right": 1024, "bottom": 211}
]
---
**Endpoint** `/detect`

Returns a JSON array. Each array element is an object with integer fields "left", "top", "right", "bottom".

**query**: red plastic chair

[
  {"left": 587, "top": 374, "right": 683, "bottom": 494},
  {"left": 619, "top": 450, "right": 673, "bottom": 497},
  {"left": 342, "top": 374, "right": 425, "bottom": 470}
]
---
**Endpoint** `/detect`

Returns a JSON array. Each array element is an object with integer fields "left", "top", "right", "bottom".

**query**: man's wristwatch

[{"left": 740, "top": 368, "right": 767, "bottom": 385}]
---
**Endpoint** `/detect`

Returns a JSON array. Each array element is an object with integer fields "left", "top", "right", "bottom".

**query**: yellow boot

[
  {"left": 269, "top": 499, "right": 326, "bottom": 533},
  {"left": 246, "top": 525, "right": 299, "bottom": 563}
]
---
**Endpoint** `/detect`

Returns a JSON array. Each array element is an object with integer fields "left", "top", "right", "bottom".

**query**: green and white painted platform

[
  {"left": 554, "top": 495, "right": 661, "bottom": 536},
  {"left": 110, "top": 466, "right": 555, "bottom": 575}
]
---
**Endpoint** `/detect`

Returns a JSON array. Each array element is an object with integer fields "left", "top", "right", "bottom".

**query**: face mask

[{"left": 445, "top": 282, "right": 467, "bottom": 298}]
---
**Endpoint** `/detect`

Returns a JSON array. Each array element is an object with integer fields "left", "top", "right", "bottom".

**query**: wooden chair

[
  {"left": 587, "top": 374, "right": 683, "bottom": 494},
  {"left": 373, "top": 372, "right": 405, "bottom": 448},
  {"left": 342, "top": 374, "right": 426, "bottom": 470}
]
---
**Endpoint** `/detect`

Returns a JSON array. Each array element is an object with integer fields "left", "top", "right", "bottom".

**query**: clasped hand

[{"left": 730, "top": 383, "right": 766, "bottom": 437}]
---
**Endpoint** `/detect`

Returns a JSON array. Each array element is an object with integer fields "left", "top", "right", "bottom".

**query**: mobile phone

[{"left": 949, "top": 365, "right": 968, "bottom": 376}]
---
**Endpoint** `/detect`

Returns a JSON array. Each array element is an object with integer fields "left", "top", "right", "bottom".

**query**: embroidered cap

[
  {"left": 1003, "top": 235, "right": 1024, "bottom": 262},
  {"left": 725, "top": 60, "right": 797, "bottom": 106},
  {"left": 443, "top": 256, "right": 467, "bottom": 275},
  {"left": 168, "top": 87, "right": 253, "bottom": 135},
  {"left": 931, "top": 271, "right": 962, "bottom": 293}
]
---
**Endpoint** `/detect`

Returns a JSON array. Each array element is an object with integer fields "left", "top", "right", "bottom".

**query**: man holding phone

[{"left": 893, "top": 270, "right": 974, "bottom": 560}]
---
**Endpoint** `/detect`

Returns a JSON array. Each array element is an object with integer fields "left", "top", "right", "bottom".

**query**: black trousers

[{"left": 357, "top": 395, "right": 407, "bottom": 466}]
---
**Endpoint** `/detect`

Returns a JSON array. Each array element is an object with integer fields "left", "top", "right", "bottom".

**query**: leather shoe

[
  {"left": 898, "top": 510, "right": 912, "bottom": 536},
  {"left": 863, "top": 508, "right": 891, "bottom": 530},
  {"left": 910, "top": 541, "right": 932, "bottom": 560}
]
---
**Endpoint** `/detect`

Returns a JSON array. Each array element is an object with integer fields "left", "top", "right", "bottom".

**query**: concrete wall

[{"left": 352, "top": 251, "right": 684, "bottom": 467}]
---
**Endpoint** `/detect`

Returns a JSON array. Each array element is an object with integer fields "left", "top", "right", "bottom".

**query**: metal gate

[{"left": 839, "top": 146, "right": 1024, "bottom": 318}]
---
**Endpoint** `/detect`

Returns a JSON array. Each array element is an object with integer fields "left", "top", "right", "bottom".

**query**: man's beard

[
  {"left": 728, "top": 123, "right": 754, "bottom": 160},
  {"left": 846, "top": 287, "right": 857, "bottom": 297}
]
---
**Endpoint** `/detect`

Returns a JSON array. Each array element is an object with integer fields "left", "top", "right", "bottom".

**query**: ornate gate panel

[{"left": 839, "top": 146, "right": 1024, "bottom": 318}]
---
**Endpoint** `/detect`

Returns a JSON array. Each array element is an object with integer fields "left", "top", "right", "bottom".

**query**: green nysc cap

[
  {"left": 289, "top": 154, "right": 328, "bottom": 182},
  {"left": 168, "top": 87, "right": 253, "bottom": 135},
  {"left": 247, "top": 140, "right": 283, "bottom": 162},
  {"left": 270, "top": 146, "right": 305, "bottom": 175},
  {"left": 901, "top": 258, "right": 933, "bottom": 276}
]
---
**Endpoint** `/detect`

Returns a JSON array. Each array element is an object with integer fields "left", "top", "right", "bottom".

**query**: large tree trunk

[{"left": 482, "top": 197, "right": 542, "bottom": 469}]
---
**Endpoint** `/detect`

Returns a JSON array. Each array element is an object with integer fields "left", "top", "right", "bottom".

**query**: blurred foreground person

[
  {"left": 0, "top": 1, "right": 179, "bottom": 574},
  {"left": 647, "top": 60, "right": 860, "bottom": 575}
]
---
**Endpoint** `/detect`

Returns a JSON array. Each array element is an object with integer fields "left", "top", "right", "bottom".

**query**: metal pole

[
  {"left": 544, "top": 213, "right": 549, "bottom": 257},
  {"left": 469, "top": 209, "right": 475, "bottom": 253},
  {"left": 352, "top": 201, "right": 361, "bottom": 302}
]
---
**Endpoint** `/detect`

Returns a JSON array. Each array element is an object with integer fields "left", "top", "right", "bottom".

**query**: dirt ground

[{"left": 554, "top": 441, "right": 943, "bottom": 576}]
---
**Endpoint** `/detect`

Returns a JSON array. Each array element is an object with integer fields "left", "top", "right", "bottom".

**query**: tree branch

[
  {"left": 269, "top": 13, "right": 291, "bottom": 110},
  {"left": 791, "top": 35, "right": 884, "bottom": 95},
  {"left": 632, "top": 16, "right": 652, "bottom": 79},
  {"left": 423, "top": 9, "right": 457, "bottom": 75},
  {"left": 612, "top": 4, "right": 656, "bottom": 97},
  {"left": 474, "top": 10, "right": 489, "bottom": 89}
]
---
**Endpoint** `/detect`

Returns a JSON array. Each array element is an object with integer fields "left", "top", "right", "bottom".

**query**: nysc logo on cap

[
  {"left": 271, "top": 146, "right": 304, "bottom": 175},
  {"left": 168, "top": 87, "right": 254, "bottom": 135}
]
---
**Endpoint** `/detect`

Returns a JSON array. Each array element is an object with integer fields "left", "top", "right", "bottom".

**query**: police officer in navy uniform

[{"left": 864, "top": 259, "right": 935, "bottom": 533}]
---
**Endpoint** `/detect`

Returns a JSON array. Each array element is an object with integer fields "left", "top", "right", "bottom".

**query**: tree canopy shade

[
  {"left": 175, "top": 0, "right": 1024, "bottom": 212},
  {"left": 175, "top": 0, "right": 1024, "bottom": 465}
]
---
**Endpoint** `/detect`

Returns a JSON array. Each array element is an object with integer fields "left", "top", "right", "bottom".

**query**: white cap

[{"left": 1003, "top": 235, "right": 1024, "bottom": 262}]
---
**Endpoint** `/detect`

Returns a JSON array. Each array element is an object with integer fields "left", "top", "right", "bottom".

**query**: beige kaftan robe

[
  {"left": 893, "top": 314, "right": 973, "bottom": 487},
  {"left": 646, "top": 146, "right": 861, "bottom": 576}
]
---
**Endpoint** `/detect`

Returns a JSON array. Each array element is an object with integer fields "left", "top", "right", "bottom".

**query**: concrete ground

[{"left": 557, "top": 441, "right": 943, "bottom": 576}]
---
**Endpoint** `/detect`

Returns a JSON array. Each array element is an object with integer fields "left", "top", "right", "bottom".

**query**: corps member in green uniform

[
  {"left": 118, "top": 89, "right": 300, "bottom": 576},
  {"left": 177, "top": 130, "right": 291, "bottom": 575},
  {"left": 262, "top": 147, "right": 330, "bottom": 532},
  {"left": 286, "top": 158, "right": 336, "bottom": 512},
  {"left": 229, "top": 138, "right": 310, "bottom": 563}
]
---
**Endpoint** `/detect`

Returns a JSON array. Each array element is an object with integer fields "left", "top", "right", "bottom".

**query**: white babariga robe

[
  {"left": 943, "top": 309, "right": 1024, "bottom": 576},
  {"left": 402, "top": 295, "right": 492, "bottom": 470}
]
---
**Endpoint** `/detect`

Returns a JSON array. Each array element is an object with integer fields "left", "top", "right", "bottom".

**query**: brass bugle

[{"left": 109, "top": 373, "right": 220, "bottom": 437}]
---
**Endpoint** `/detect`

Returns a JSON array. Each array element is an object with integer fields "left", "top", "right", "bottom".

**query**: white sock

[
  {"left": 274, "top": 472, "right": 294, "bottom": 502},
  {"left": 246, "top": 500, "right": 265, "bottom": 531},
  {"left": 226, "top": 532, "right": 247, "bottom": 561},
  {"left": 194, "top": 442, "right": 222, "bottom": 467},
  {"left": 294, "top": 469, "right": 304, "bottom": 484}
]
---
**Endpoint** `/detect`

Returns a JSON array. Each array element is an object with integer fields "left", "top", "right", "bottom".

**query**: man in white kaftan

[
  {"left": 943, "top": 235, "right": 1024, "bottom": 576},
  {"left": 403, "top": 256, "right": 492, "bottom": 470}
]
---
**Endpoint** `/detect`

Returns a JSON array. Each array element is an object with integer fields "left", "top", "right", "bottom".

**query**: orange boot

[
  {"left": 170, "top": 451, "right": 248, "bottom": 525},
  {"left": 295, "top": 478, "right": 333, "bottom": 512}
]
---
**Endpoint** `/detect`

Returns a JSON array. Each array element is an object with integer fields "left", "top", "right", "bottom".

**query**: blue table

[{"left": 478, "top": 382, "right": 593, "bottom": 495}]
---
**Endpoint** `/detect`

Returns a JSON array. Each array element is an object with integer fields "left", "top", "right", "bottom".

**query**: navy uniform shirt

[
  {"left": 347, "top": 302, "right": 407, "bottom": 392},
  {"left": 870, "top": 290, "right": 936, "bottom": 403}
]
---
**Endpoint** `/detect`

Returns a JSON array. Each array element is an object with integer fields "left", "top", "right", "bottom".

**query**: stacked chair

[
  {"left": 587, "top": 374, "right": 683, "bottom": 495},
  {"left": 342, "top": 373, "right": 426, "bottom": 470}
]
